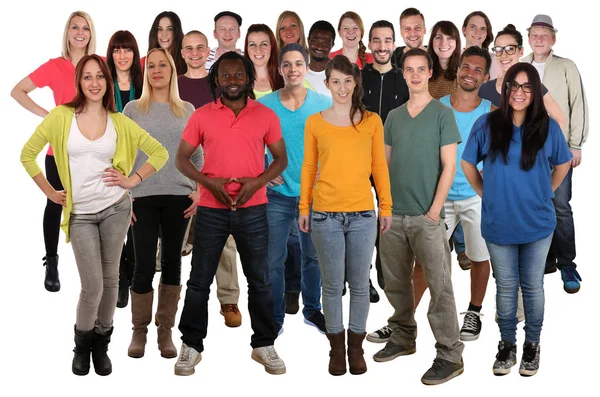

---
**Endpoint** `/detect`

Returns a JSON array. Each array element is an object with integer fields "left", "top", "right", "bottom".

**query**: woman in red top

[
  {"left": 11, "top": 10, "right": 97, "bottom": 293},
  {"left": 330, "top": 11, "right": 374, "bottom": 69}
]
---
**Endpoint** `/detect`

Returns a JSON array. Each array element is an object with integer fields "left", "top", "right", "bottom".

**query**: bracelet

[{"left": 136, "top": 172, "right": 143, "bottom": 182}]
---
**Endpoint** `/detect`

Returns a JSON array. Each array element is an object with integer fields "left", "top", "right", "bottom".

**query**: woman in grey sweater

[{"left": 123, "top": 48, "right": 203, "bottom": 360}]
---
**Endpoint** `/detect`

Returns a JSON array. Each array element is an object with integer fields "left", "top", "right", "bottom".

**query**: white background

[{"left": 1, "top": 1, "right": 597, "bottom": 396}]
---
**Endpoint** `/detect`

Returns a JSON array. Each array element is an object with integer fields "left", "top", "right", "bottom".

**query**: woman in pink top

[
  {"left": 10, "top": 10, "right": 97, "bottom": 293},
  {"left": 330, "top": 11, "right": 374, "bottom": 69}
]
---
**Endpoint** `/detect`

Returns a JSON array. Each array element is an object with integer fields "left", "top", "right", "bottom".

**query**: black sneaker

[
  {"left": 366, "top": 325, "right": 393, "bottom": 343},
  {"left": 519, "top": 342, "right": 540, "bottom": 376},
  {"left": 493, "top": 341, "right": 517, "bottom": 375},
  {"left": 304, "top": 311, "right": 326, "bottom": 334},
  {"left": 285, "top": 292, "right": 300, "bottom": 315},
  {"left": 372, "top": 340, "right": 416, "bottom": 362},
  {"left": 421, "top": 357, "right": 464, "bottom": 385},
  {"left": 459, "top": 310, "right": 482, "bottom": 341}
]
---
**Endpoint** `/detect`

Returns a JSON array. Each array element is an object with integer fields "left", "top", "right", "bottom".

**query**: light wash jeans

[{"left": 310, "top": 210, "right": 377, "bottom": 334}]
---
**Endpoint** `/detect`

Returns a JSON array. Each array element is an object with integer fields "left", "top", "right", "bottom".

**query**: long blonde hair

[
  {"left": 276, "top": 11, "right": 307, "bottom": 50},
  {"left": 137, "top": 48, "right": 187, "bottom": 118},
  {"left": 61, "top": 11, "right": 96, "bottom": 60}
]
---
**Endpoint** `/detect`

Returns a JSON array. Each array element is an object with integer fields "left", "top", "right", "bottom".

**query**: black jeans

[
  {"left": 119, "top": 227, "right": 135, "bottom": 285},
  {"left": 548, "top": 168, "right": 577, "bottom": 268},
  {"left": 179, "top": 205, "right": 276, "bottom": 352},
  {"left": 131, "top": 195, "right": 190, "bottom": 293},
  {"left": 44, "top": 155, "right": 63, "bottom": 257}
]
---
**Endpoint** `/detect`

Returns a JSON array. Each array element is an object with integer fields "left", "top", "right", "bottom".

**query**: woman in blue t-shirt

[{"left": 461, "top": 62, "right": 571, "bottom": 377}]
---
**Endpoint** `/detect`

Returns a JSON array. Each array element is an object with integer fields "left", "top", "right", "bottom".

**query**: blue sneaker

[{"left": 560, "top": 267, "right": 582, "bottom": 294}]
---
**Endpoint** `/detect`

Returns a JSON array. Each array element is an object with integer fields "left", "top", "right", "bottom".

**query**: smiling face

[
  {"left": 400, "top": 15, "right": 425, "bottom": 49},
  {"left": 325, "top": 69, "right": 356, "bottom": 105},
  {"left": 433, "top": 28, "right": 457, "bottom": 61},
  {"left": 217, "top": 58, "right": 249, "bottom": 101},
  {"left": 369, "top": 27, "right": 395, "bottom": 65},
  {"left": 457, "top": 55, "right": 488, "bottom": 92},
  {"left": 247, "top": 32, "right": 271, "bottom": 68},
  {"left": 528, "top": 26, "right": 555, "bottom": 57},
  {"left": 112, "top": 47, "right": 133, "bottom": 72},
  {"left": 494, "top": 34, "right": 524, "bottom": 73},
  {"left": 508, "top": 71, "right": 533, "bottom": 113},
  {"left": 308, "top": 30, "right": 334, "bottom": 62},
  {"left": 80, "top": 59, "right": 106, "bottom": 103},
  {"left": 279, "top": 50, "right": 307, "bottom": 88},
  {"left": 339, "top": 18, "right": 362, "bottom": 48},
  {"left": 146, "top": 51, "right": 172, "bottom": 90},
  {"left": 402, "top": 55, "right": 432, "bottom": 93},
  {"left": 68, "top": 16, "right": 91, "bottom": 52},
  {"left": 462, "top": 15, "right": 488, "bottom": 47},
  {"left": 279, "top": 16, "right": 300, "bottom": 45},
  {"left": 214, "top": 16, "right": 241, "bottom": 50},
  {"left": 157, "top": 17, "right": 174, "bottom": 50},
  {"left": 181, "top": 33, "right": 209, "bottom": 70}
]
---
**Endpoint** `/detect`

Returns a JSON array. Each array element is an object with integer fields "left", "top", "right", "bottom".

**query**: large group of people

[{"left": 15, "top": 6, "right": 587, "bottom": 385}]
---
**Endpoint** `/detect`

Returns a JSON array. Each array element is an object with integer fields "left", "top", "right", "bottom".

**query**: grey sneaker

[
  {"left": 174, "top": 343, "right": 202, "bottom": 376},
  {"left": 251, "top": 345, "right": 286, "bottom": 375},
  {"left": 493, "top": 341, "right": 517, "bottom": 375},
  {"left": 373, "top": 340, "right": 416, "bottom": 362},
  {"left": 519, "top": 342, "right": 540, "bottom": 376},
  {"left": 421, "top": 358, "right": 464, "bottom": 385},
  {"left": 366, "top": 325, "right": 393, "bottom": 343}
]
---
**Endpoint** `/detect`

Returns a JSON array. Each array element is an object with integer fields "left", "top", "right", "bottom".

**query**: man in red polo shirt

[{"left": 174, "top": 52, "right": 288, "bottom": 376}]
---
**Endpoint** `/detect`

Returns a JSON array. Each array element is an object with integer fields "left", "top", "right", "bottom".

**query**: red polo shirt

[{"left": 182, "top": 98, "right": 283, "bottom": 209}]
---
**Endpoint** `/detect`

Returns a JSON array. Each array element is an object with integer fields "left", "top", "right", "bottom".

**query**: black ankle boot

[
  {"left": 73, "top": 326, "right": 94, "bottom": 375},
  {"left": 117, "top": 280, "right": 130, "bottom": 308},
  {"left": 92, "top": 327, "right": 113, "bottom": 376},
  {"left": 369, "top": 279, "right": 380, "bottom": 303},
  {"left": 43, "top": 255, "right": 60, "bottom": 292}
]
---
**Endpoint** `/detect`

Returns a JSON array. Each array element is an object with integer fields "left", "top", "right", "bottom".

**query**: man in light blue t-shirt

[
  {"left": 439, "top": 46, "right": 493, "bottom": 342},
  {"left": 258, "top": 43, "right": 332, "bottom": 335}
]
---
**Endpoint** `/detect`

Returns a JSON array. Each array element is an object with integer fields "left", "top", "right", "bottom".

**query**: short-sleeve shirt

[
  {"left": 177, "top": 75, "right": 213, "bottom": 109},
  {"left": 478, "top": 79, "right": 549, "bottom": 107},
  {"left": 462, "top": 114, "right": 572, "bottom": 244},
  {"left": 182, "top": 98, "right": 282, "bottom": 209},
  {"left": 384, "top": 99, "right": 461, "bottom": 217}
]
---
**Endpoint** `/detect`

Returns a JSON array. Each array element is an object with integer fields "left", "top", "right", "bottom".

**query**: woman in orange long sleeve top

[{"left": 298, "top": 55, "right": 392, "bottom": 376}]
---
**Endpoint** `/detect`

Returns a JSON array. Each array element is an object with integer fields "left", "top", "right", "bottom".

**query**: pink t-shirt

[
  {"left": 29, "top": 57, "right": 77, "bottom": 156},
  {"left": 329, "top": 48, "right": 374, "bottom": 69},
  {"left": 182, "top": 98, "right": 283, "bottom": 209}
]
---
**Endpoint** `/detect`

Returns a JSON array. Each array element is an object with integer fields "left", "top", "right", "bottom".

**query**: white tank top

[{"left": 67, "top": 114, "right": 126, "bottom": 214}]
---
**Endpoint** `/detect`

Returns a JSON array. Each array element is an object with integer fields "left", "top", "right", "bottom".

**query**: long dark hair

[
  {"left": 488, "top": 63, "right": 548, "bottom": 170},
  {"left": 209, "top": 51, "right": 256, "bottom": 102},
  {"left": 428, "top": 21, "right": 462, "bottom": 81},
  {"left": 325, "top": 55, "right": 366, "bottom": 129},
  {"left": 462, "top": 11, "right": 494, "bottom": 49},
  {"left": 244, "top": 24, "right": 284, "bottom": 91},
  {"left": 65, "top": 54, "right": 116, "bottom": 113},
  {"left": 106, "top": 30, "right": 143, "bottom": 96},
  {"left": 148, "top": 11, "right": 187, "bottom": 74}
]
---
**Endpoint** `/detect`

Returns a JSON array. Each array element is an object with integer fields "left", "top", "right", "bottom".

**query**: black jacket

[{"left": 361, "top": 64, "right": 410, "bottom": 124}]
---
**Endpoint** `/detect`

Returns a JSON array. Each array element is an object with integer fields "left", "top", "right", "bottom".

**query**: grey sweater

[{"left": 123, "top": 101, "right": 203, "bottom": 198}]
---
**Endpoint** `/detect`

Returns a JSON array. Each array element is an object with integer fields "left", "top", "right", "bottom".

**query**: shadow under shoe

[
  {"left": 43, "top": 255, "right": 60, "bottom": 292},
  {"left": 92, "top": 327, "right": 113, "bottom": 376},
  {"left": 72, "top": 326, "right": 94, "bottom": 376}
]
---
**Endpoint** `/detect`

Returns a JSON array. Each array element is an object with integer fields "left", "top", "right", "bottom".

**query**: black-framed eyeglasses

[
  {"left": 506, "top": 81, "right": 533, "bottom": 93},
  {"left": 491, "top": 45, "right": 521, "bottom": 56}
]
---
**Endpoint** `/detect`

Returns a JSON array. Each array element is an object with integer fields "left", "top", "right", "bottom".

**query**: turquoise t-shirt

[
  {"left": 440, "top": 95, "right": 492, "bottom": 201},
  {"left": 259, "top": 89, "right": 332, "bottom": 197}
]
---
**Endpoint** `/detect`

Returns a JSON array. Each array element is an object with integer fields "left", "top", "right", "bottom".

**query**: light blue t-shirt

[
  {"left": 258, "top": 89, "right": 332, "bottom": 197},
  {"left": 440, "top": 95, "right": 492, "bottom": 201},
  {"left": 462, "top": 114, "right": 572, "bottom": 245}
]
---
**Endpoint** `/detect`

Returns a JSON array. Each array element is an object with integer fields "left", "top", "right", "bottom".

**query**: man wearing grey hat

[
  {"left": 205, "top": 11, "right": 244, "bottom": 71},
  {"left": 522, "top": 14, "right": 588, "bottom": 294}
]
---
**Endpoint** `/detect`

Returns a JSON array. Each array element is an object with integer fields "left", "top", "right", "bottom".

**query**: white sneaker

[
  {"left": 251, "top": 345, "right": 286, "bottom": 375},
  {"left": 174, "top": 343, "right": 202, "bottom": 376}
]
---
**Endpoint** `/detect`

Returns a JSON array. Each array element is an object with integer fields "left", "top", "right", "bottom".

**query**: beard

[
  {"left": 219, "top": 82, "right": 251, "bottom": 100},
  {"left": 373, "top": 52, "right": 391, "bottom": 65}
]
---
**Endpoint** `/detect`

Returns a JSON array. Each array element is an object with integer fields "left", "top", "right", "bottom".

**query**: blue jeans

[
  {"left": 267, "top": 190, "right": 322, "bottom": 327},
  {"left": 284, "top": 227, "right": 302, "bottom": 293},
  {"left": 310, "top": 211, "right": 377, "bottom": 334},
  {"left": 548, "top": 169, "right": 576, "bottom": 268},
  {"left": 486, "top": 233, "right": 553, "bottom": 344},
  {"left": 178, "top": 205, "right": 276, "bottom": 352},
  {"left": 453, "top": 222, "right": 466, "bottom": 254}
]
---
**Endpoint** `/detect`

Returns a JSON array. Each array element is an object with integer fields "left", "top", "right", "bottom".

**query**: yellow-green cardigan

[{"left": 20, "top": 105, "right": 169, "bottom": 242}]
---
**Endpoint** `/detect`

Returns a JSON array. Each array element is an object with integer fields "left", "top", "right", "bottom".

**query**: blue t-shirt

[
  {"left": 259, "top": 89, "right": 332, "bottom": 197},
  {"left": 462, "top": 114, "right": 572, "bottom": 245},
  {"left": 440, "top": 95, "right": 491, "bottom": 201}
]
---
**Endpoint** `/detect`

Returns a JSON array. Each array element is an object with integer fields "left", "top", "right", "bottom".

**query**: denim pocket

[
  {"left": 311, "top": 211, "right": 329, "bottom": 223},
  {"left": 358, "top": 210, "right": 375, "bottom": 219}
]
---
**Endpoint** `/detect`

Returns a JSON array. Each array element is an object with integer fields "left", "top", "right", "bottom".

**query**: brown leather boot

[
  {"left": 128, "top": 290, "right": 153, "bottom": 358},
  {"left": 326, "top": 331, "right": 346, "bottom": 375},
  {"left": 156, "top": 284, "right": 181, "bottom": 358},
  {"left": 347, "top": 329, "right": 367, "bottom": 375}
]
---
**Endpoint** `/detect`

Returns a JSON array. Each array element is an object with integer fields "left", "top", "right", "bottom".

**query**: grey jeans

[
  {"left": 380, "top": 214, "right": 464, "bottom": 363},
  {"left": 70, "top": 194, "right": 132, "bottom": 332}
]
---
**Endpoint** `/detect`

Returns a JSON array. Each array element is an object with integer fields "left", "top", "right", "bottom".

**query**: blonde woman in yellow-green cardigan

[{"left": 20, "top": 55, "right": 168, "bottom": 376}]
